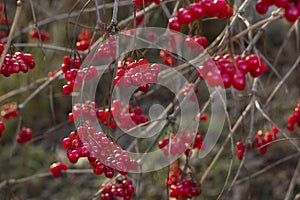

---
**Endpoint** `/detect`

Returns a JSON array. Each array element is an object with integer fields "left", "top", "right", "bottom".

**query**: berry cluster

[
  {"left": 96, "top": 35, "right": 116, "bottom": 58},
  {"left": 100, "top": 176, "right": 135, "bottom": 200},
  {"left": 236, "top": 141, "right": 252, "bottom": 160},
  {"left": 182, "top": 83, "right": 200, "bottom": 102},
  {"left": 69, "top": 100, "right": 148, "bottom": 130},
  {"left": 184, "top": 35, "right": 208, "bottom": 53},
  {"left": 49, "top": 162, "right": 69, "bottom": 178},
  {"left": 198, "top": 54, "right": 268, "bottom": 90},
  {"left": 256, "top": 0, "right": 300, "bottom": 22},
  {"left": 62, "top": 126, "right": 138, "bottom": 177},
  {"left": 168, "top": 0, "right": 233, "bottom": 31},
  {"left": 0, "top": 121, "right": 5, "bottom": 138},
  {"left": 236, "top": 126, "right": 279, "bottom": 159},
  {"left": 167, "top": 165, "right": 201, "bottom": 199},
  {"left": 287, "top": 103, "right": 300, "bottom": 131},
  {"left": 113, "top": 58, "right": 161, "bottom": 93},
  {"left": 160, "top": 50, "right": 176, "bottom": 66},
  {"left": 1, "top": 103, "right": 18, "bottom": 120},
  {"left": 134, "top": 0, "right": 160, "bottom": 6},
  {"left": 16, "top": 127, "right": 32, "bottom": 144},
  {"left": 159, "top": 33, "right": 181, "bottom": 66},
  {"left": 0, "top": 42, "right": 36, "bottom": 77},
  {"left": 68, "top": 100, "right": 97, "bottom": 123},
  {"left": 255, "top": 127, "right": 279, "bottom": 155},
  {"left": 61, "top": 56, "right": 98, "bottom": 95},
  {"left": 29, "top": 30, "right": 50, "bottom": 42},
  {"left": 76, "top": 29, "right": 92, "bottom": 51},
  {"left": 96, "top": 100, "right": 149, "bottom": 130},
  {"left": 158, "top": 130, "right": 205, "bottom": 156}
]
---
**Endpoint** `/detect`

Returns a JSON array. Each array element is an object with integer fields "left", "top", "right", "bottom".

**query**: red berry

[
  {"left": 232, "top": 73, "right": 246, "bottom": 90},
  {"left": 177, "top": 8, "right": 194, "bottom": 25},
  {"left": 50, "top": 162, "right": 69, "bottom": 178},
  {"left": 256, "top": 0, "right": 269, "bottom": 14},
  {"left": 67, "top": 149, "right": 80, "bottom": 163},
  {"left": 62, "top": 137, "right": 71, "bottom": 149},
  {"left": 237, "top": 150, "right": 244, "bottom": 160},
  {"left": 287, "top": 123, "right": 295, "bottom": 131},
  {"left": 236, "top": 141, "right": 245, "bottom": 150},
  {"left": 189, "top": 3, "right": 205, "bottom": 19},
  {"left": 104, "top": 167, "right": 115, "bottom": 178},
  {"left": 221, "top": 73, "right": 231, "bottom": 88},
  {"left": 216, "top": 0, "right": 228, "bottom": 18},
  {"left": 168, "top": 17, "right": 182, "bottom": 31},
  {"left": 203, "top": 0, "right": 217, "bottom": 16},
  {"left": 274, "top": 0, "right": 289, "bottom": 8},
  {"left": 284, "top": 6, "right": 299, "bottom": 23},
  {"left": 62, "top": 84, "right": 73, "bottom": 95}
]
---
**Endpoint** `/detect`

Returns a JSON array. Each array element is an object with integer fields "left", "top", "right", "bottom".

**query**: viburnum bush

[{"left": 0, "top": 0, "right": 299, "bottom": 200}]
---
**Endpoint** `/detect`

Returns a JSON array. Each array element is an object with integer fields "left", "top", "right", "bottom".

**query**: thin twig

[
  {"left": 13, "top": 43, "right": 75, "bottom": 54},
  {"left": 255, "top": 100, "right": 300, "bottom": 152},
  {"left": 18, "top": 71, "right": 63, "bottom": 110},
  {"left": 29, "top": 0, "right": 46, "bottom": 58},
  {"left": 235, "top": 153, "right": 300, "bottom": 185},
  {"left": 264, "top": 55, "right": 300, "bottom": 107},
  {"left": 0, "top": 0, "right": 23, "bottom": 67},
  {"left": 200, "top": 102, "right": 253, "bottom": 183},
  {"left": 284, "top": 157, "right": 300, "bottom": 200}
]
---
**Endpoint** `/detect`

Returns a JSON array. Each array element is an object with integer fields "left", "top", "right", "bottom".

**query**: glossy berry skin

[
  {"left": 114, "top": 58, "right": 160, "bottom": 92},
  {"left": 203, "top": 0, "right": 218, "bottom": 16},
  {"left": 0, "top": 43, "right": 36, "bottom": 77},
  {"left": 189, "top": 3, "right": 205, "bottom": 19},
  {"left": 284, "top": 6, "right": 299, "bottom": 22},
  {"left": 199, "top": 54, "right": 267, "bottom": 90},
  {"left": 287, "top": 104, "right": 300, "bottom": 131},
  {"left": 167, "top": 164, "right": 201, "bottom": 199},
  {"left": 168, "top": 1, "right": 233, "bottom": 31},
  {"left": 67, "top": 149, "right": 80, "bottom": 163},
  {"left": 177, "top": 8, "right": 194, "bottom": 25},
  {"left": 256, "top": 0, "right": 299, "bottom": 22},
  {"left": 100, "top": 177, "right": 135, "bottom": 200},
  {"left": 256, "top": 0, "right": 269, "bottom": 14},
  {"left": 60, "top": 55, "right": 98, "bottom": 95},
  {"left": 63, "top": 102, "right": 140, "bottom": 178},
  {"left": 169, "top": 17, "right": 182, "bottom": 31},
  {"left": 232, "top": 73, "right": 246, "bottom": 90}
]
